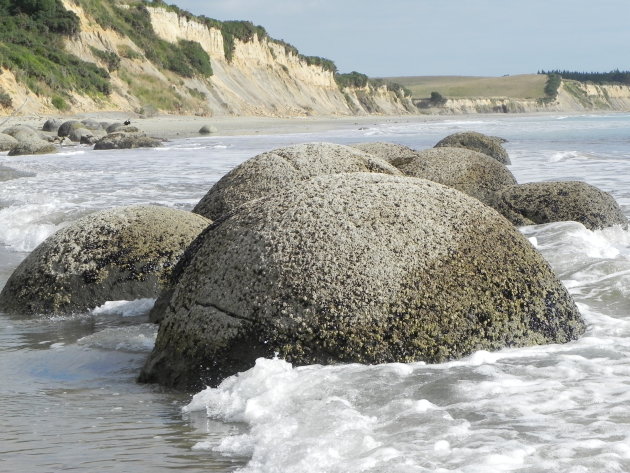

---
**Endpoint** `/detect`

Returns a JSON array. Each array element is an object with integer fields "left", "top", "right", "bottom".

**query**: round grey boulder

[
  {"left": 57, "top": 120, "right": 84, "bottom": 138},
  {"left": 192, "top": 142, "right": 402, "bottom": 220},
  {"left": 140, "top": 173, "right": 585, "bottom": 390},
  {"left": 94, "top": 132, "right": 163, "bottom": 150},
  {"left": 42, "top": 119, "right": 64, "bottom": 133},
  {"left": 0, "top": 133, "right": 18, "bottom": 151},
  {"left": 435, "top": 131, "right": 511, "bottom": 165},
  {"left": 3, "top": 125, "right": 43, "bottom": 142},
  {"left": 105, "top": 122, "right": 126, "bottom": 133},
  {"left": 492, "top": 181, "right": 628, "bottom": 230},
  {"left": 390, "top": 146, "right": 517, "bottom": 206},
  {"left": 199, "top": 125, "right": 218, "bottom": 135},
  {"left": 68, "top": 127, "right": 92, "bottom": 143},
  {"left": 0, "top": 205, "right": 211, "bottom": 316},
  {"left": 351, "top": 142, "right": 419, "bottom": 163},
  {"left": 81, "top": 119, "right": 106, "bottom": 130},
  {"left": 8, "top": 140, "right": 57, "bottom": 156}
]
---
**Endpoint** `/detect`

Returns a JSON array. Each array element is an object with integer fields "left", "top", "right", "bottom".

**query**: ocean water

[{"left": 1, "top": 113, "right": 630, "bottom": 473}]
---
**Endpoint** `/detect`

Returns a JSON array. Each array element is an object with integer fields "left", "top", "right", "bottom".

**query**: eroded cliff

[{"left": 0, "top": 1, "right": 414, "bottom": 117}]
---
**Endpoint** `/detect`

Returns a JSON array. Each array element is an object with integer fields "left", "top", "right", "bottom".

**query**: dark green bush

[
  {"left": 540, "top": 69, "right": 630, "bottom": 86},
  {"left": 543, "top": 73, "right": 562, "bottom": 98},
  {"left": 429, "top": 91, "right": 447, "bottom": 105},
  {"left": 0, "top": 91, "right": 12, "bottom": 108},
  {"left": 0, "top": 0, "right": 109, "bottom": 98},
  {"left": 90, "top": 46, "right": 121, "bottom": 71},
  {"left": 178, "top": 39, "right": 212, "bottom": 76},
  {"left": 335, "top": 71, "right": 368, "bottom": 88},
  {"left": 51, "top": 95, "right": 69, "bottom": 110}
]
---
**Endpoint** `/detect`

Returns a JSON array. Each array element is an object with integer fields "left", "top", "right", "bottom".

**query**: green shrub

[
  {"left": 0, "top": 0, "right": 110, "bottom": 98},
  {"left": 51, "top": 95, "right": 70, "bottom": 110},
  {"left": 117, "top": 44, "right": 143, "bottom": 60},
  {"left": 177, "top": 39, "right": 212, "bottom": 76},
  {"left": 303, "top": 55, "right": 337, "bottom": 73},
  {"left": 429, "top": 91, "right": 447, "bottom": 106},
  {"left": 0, "top": 91, "right": 12, "bottom": 108},
  {"left": 90, "top": 46, "right": 121, "bottom": 71},
  {"left": 544, "top": 73, "right": 561, "bottom": 98},
  {"left": 335, "top": 71, "right": 368, "bottom": 89},
  {"left": 187, "top": 87, "right": 207, "bottom": 100}
]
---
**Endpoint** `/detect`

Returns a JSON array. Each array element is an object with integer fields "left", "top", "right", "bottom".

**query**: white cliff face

[
  {"left": 147, "top": 8, "right": 224, "bottom": 58},
  {"left": 37, "top": 2, "right": 409, "bottom": 117},
  {"left": 144, "top": 6, "right": 374, "bottom": 117}
]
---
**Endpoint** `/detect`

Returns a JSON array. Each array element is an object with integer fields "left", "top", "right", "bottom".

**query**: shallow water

[{"left": 1, "top": 113, "right": 630, "bottom": 472}]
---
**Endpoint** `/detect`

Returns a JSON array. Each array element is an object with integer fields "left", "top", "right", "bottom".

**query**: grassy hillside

[{"left": 383, "top": 74, "right": 547, "bottom": 100}]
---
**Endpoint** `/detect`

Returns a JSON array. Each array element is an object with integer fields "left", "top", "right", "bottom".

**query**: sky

[{"left": 172, "top": 0, "right": 630, "bottom": 78}]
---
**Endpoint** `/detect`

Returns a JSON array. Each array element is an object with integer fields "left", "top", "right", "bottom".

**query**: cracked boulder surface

[
  {"left": 0, "top": 205, "right": 211, "bottom": 316},
  {"left": 192, "top": 142, "right": 402, "bottom": 220},
  {"left": 492, "top": 181, "right": 628, "bottom": 230},
  {"left": 140, "top": 173, "right": 585, "bottom": 391},
  {"left": 434, "top": 131, "right": 511, "bottom": 165}
]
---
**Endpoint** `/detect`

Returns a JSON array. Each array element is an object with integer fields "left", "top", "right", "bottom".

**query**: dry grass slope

[{"left": 382, "top": 74, "right": 547, "bottom": 100}]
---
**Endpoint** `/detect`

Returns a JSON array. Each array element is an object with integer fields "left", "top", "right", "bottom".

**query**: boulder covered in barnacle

[{"left": 0, "top": 205, "right": 210, "bottom": 316}]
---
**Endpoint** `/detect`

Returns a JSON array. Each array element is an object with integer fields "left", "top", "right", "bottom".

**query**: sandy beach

[{"left": 0, "top": 111, "right": 455, "bottom": 141}]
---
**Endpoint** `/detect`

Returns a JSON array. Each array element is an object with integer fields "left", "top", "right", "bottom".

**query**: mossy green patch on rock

[
  {"left": 0, "top": 205, "right": 210, "bottom": 316},
  {"left": 141, "top": 173, "right": 585, "bottom": 390}
]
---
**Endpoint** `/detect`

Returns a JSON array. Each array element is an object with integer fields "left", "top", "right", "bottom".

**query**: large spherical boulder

[
  {"left": 93, "top": 132, "right": 162, "bottom": 150},
  {"left": 2, "top": 125, "right": 43, "bottom": 142},
  {"left": 392, "top": 146, "right": 517, "bottom": 206},
  {"left": 492, "top": 181, "right": 628, "bottom": 230},
  {"left": 140, "top": 173, "right": 585, "bottom": 390},
  {"left": 57, "top": 120, "right": 84, "bottom": 138},
  {"left": 0, "top": 132, "right": 18, "bottom": 151},
  {"left": 435, "top": 131, "right": 511, "bottom": 164},
  {"left": 0, "top": 206, "right": 211, "bottom": 316},
  {"left": 8, "top": 140, "right": 57, "bottom": 156},
  {"left": 42, "top": 119, "right": 64, "bottom": 133},
  {"left": 192, "top": 142, "right": 402, "bottom": 220},
  {"left": 351, "top": 142, "right": 419, "bottom": 163}
]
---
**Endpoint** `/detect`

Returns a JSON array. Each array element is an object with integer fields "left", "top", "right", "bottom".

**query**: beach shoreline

[{"left": 1, "top": 110, "right": 610, "bottom": 141}]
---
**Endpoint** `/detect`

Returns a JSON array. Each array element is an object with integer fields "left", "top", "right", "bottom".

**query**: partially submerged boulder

[
  {"left": 3, "top": 125, "right": 43, "bottom": 142},
  {"left": 57, "top": 120, "right": 84, "bottom": 138},
  {"left": 0, "top": 133, "right": 18, "bottom": 151},
  {"left": 42, "top": 119, "right": 64, "bottom": 133},
  {"left": 8, "top": 140, "right": 57, "bottom": 156},
  {"left": 435, "top": 131, "right": 511, "bottom": 164},
  {"left": 0, "top": 205, "right": 211, "bottom": 316},
  {"left": 192, "top": 142, "right": 402, "bottom": 220},
  {"left": 81, "top": 119, "right": 106, "bottom": 130},
  {"left": 0, "top": 165, "right": 36, "bottom": 181},
  {"left": 390, "top": 146, "right": 517, "bottom": 206},
  {"left": 140, "top": 173, "right": 585, "bottom": 390},
  {"left": 492, "top": 181, "right": 628, "bottom": 230},
  {"left": 94, "top": 132, "right": 163, "bottom": 150}
]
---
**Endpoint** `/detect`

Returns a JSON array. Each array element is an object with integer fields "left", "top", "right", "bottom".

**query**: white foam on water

[
  {"left": 76, "top": 324, "right": 157, "bottom": 353},
  {"left": 91, "top": 298, "right": 156, "bottom": 317},
  {"left": 0, "top": 203, "right": 65, "bottom": 251},
  {"left": 181, "top": 213, "right": 630, "bottom": 473}
]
